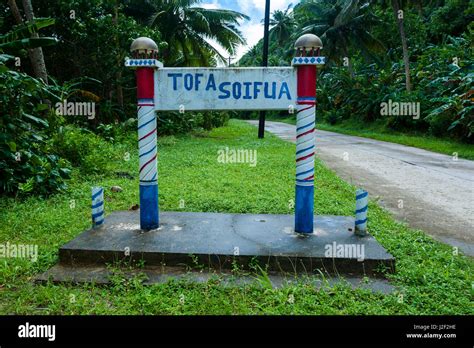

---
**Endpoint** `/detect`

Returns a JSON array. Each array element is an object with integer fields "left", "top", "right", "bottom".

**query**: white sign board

[{"left": 154, "top": 67, "right": 296, "bottom": 111}]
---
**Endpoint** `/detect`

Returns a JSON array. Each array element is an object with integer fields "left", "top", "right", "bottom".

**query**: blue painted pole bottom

[
  {"left": 295, "top": 185, "right": 314, "bottom": 233},
  {"left": 139, "top": 184, "right": 159, "bottom": 230}
]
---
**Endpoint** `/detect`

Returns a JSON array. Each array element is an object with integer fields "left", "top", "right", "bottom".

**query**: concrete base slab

[
  {"left": 53, "top": 211, "right": 394, "bottom": 278},
  {"left": 36, "top": 264, "right": 396, "bottom": 294}
]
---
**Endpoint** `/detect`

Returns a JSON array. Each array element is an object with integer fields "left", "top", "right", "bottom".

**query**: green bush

[
  {"left": 156, "top": 111, "right": 229, "bottom": 135},
  {"left": 418, "top": 36, "right": 474, "bottom": 140},
  {"left": 201, "top": 112, "right": 230, "bottom": 131},
  {"left": 0, "top": 58, "right": 71, "bottom": 196},
  {"left": 52, "top": 126, "right": 112, "bottom": 175},
  {"left": 316, "top": 35, "right": 473, "bottom": 142}
]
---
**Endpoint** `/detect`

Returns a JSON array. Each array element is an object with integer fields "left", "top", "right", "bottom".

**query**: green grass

[
  {"left": 0, "top": 119, "right": 472, "bottom": 314},
  {"left": 261, "top": 115, "right": 474, "bottom": 160}
]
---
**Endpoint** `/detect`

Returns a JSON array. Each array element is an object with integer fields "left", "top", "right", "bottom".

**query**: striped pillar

[
  {"left": 355, "top": 189, "right": 368, "bottom": 236},
  {"left": 136, "top": 67, "right": 159, "bottom": 230},
  {"left": 126, "top": 38, "right": 162, "bottom": 230},
  {"left": 91, "top": 186, "right": 104, "bottom": 227},
  {"left": 292, "top": 43, "right": 325, "bottom": 233},
  {"left": 294, "top": 65, "right": 317, "bottom": 233}
]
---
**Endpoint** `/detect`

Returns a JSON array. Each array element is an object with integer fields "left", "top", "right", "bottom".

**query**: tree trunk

[
  {"left": 7, "top": 0, "right": 23, "bottom": 23},
  {"left": 21, "top": 0, "right": 49, "bottom": 84},
  {"left": 391, "top": 0, "right": 412, "bottom": 92},
  {"left": 416, "top": 1, "right": 423, "bottom": 17},
  {"left": 341, "top": 41, "right": 354, "bottom": 78},
  {"left": 113, "top": 1, "right": 124, "bottom": 108},
  {"left": 411, "top": 0, "right": 423, "bottom": 17}
]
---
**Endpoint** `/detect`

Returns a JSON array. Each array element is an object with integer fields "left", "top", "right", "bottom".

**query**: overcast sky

[{"left": 200, "top": 0, "right": 294, "bottom": 63}]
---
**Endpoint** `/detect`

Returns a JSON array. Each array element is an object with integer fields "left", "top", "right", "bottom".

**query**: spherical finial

[
  {"left": 294, "top": 34, "right": 322, "bottom": 56},
  {"left": 130, "top": 37, "right": 159, "bottom": 58}
]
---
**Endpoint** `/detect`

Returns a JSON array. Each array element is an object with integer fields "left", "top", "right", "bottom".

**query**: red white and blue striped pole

[
  {"left": 126, "top": 37, "right": 163, "bottom": 230},
  {"left": 292, "top": 34, "right": 325, "bottom": 233}
]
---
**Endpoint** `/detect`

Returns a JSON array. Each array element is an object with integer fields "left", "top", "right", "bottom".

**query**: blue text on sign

[{"left": 167, "top": 73, "right": 292, "bottom": 100}]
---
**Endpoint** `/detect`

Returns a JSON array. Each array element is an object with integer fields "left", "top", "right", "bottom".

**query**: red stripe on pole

[
  {"left": 136, "top": 68, "right": 154, "bottom": 100},
  {"left": 139, "top": 127, "right": 156, "bottom": 141},
  {"left": 296, "top": 105, "right": 314, "bottom": 114},
  {"left": 296, "top": 152, "right": 315, "bottom": 162},
  {"left": 140, "top": 154, "right": 157, "bottom": 173},
  {"left": 296, "top": 128, "right": 315, "bottom": 138},
  {"left": 297, "top": 101, "right": 316, "bottom": 106}
]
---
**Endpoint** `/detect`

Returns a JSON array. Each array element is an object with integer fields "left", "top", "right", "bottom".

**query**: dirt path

[{"left": 246, "top": 120, "right": 474, "bottom": 256}]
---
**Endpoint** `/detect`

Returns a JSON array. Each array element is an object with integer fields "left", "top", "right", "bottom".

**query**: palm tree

[
  {"left": 295, "top": 0, "right": 385, "bottom": 75},
  {"left": 390, "top": 0, "right": 412, "bottom": 91},
  {"left": 238, "top": 44, "right": 262, "bottom": 67},
  {"left": 374, "top": 0, "right": 413, "bottom": 91},
  {"left": 7, "top": 0, "right": 50, "bottom": 83},
  {"left": 0, "top": 18, "right": 57, "bottom": 50},
  {"left": 126, "top": 0, "right": 249, "bottom": 66},
  {"left": 269, "top": 4, "right": 295, "bottom": 45}
]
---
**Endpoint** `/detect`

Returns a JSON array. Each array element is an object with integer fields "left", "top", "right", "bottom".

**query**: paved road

[{"left": 247, "top": 120, "right": 474, "bottom": 256}]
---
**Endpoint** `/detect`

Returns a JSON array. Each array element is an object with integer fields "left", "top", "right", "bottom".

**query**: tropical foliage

[
  {"left": 1, "top": 0, "right": 472, "bottom": 197},
  {"left": 0, "top": 56, "right": 71, "bottom": 196},
  {"left": 0, "top": 0, "right": 243, "bottom": 196},
  {"left": 124, "top": 0, "right": 249, "bottom": 66},
  {"left": 240, "top": 0, "right": 474, "bottom": 142}
]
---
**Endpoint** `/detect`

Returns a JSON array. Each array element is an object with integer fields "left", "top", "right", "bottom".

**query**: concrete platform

[
  {"left": 53, "top": 211, "right": 394, "bottom": 277},
  {"left": 36, "top": 264, "right": 396, "bottom": 293}
]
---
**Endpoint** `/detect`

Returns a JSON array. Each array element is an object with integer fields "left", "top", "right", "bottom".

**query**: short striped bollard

[
  {"left": 91, "top": 186, "right": 104, "bottom": 227},
  {"left": 355, "top": 189, "right": 368, "bottom": 236}
]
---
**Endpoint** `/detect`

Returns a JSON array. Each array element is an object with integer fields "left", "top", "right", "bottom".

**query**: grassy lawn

[
  {"left": 0, "top": 120, "right": 472, "bottom": 315},
  {"left": 261, "top": 115, "right": 474, "bottom": 160}
]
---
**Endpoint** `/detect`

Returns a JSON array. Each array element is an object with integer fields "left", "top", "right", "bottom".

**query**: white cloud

[
  {"left": 204, "top": 21, "right": 263, "bottom": 66},
  {"left": 201, "top": 0, "right": 221, "bottom": 9},
  {"left": 236, "top": 0, "right": 253, "bottom": 14},
  {"left": 196, "top": 0, "right": 294, "bottom": 64},
  {"left": 235, "top": 22, "right": 264, "bottom": 60},
  {"left": 251, "top": 0, "right": 293, "bottom": 12},
  {"left": 234, "top": 0, "right": 293, "bottom": 61},
  {"left": 251, "top": 0, "right": 267, "bottom": 11}
]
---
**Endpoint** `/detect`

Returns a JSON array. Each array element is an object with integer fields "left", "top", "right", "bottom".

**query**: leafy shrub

[
  {"left": 0, "top": 56, "right": 71, "bottom": 196},
  {"left": 156, "top": 112, "right": 198, "bottom": 135},
  {"left": 417, "top": 36, "right": 474, "bottom": 140},
  {"left": 317, "top": 35, "right": 473, "bottom": 142},
  {"left": 96, "top": 123, "right": 116, "bottom": 142},
  {"left": 156, "top": 111, "right": 229, "bottom": 135},
  {"left": 52, "top": 126, "right": 112, "bottom": 175},
  {"left": 201, "top": 112, "right": 230, "bottom": 130}
]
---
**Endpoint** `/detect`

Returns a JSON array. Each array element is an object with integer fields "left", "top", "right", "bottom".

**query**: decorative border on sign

[
  {"left": 125, "top": 59, "right": 163, "bottom": 68},
  {"left": 292, "top": 56, "right": 326, "bottom": 66}
]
